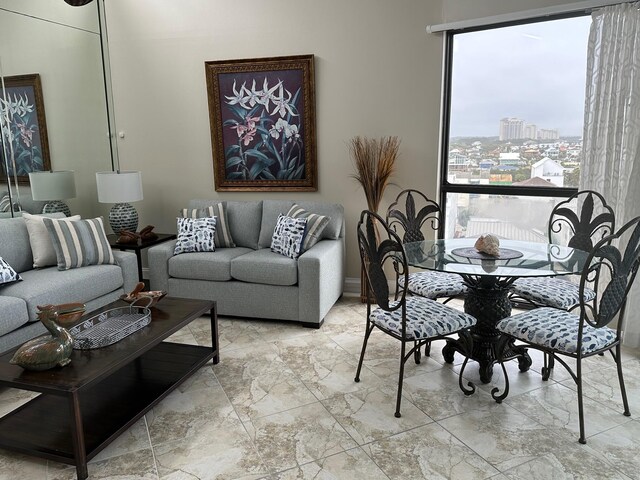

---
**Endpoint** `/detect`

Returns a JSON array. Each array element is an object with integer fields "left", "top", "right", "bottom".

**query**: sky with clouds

[{"left": 449, "top": 15, "right": 592, "bottom": 138}]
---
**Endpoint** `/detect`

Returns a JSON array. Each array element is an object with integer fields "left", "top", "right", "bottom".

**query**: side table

[{"left": 107, "top": 233, "right": 176, "bottom": 282}]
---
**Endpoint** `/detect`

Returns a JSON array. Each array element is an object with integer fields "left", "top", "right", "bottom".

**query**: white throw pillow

[{"left": 23, "top": 212, "right": 81, "bottom": 268}]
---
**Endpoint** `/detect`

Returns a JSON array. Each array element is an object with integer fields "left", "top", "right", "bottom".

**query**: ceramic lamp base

[
  {"left": 42, "top": 201, "right": 71, "bottom": 217},
  {"left": 109, "top": 203, "right": 138, "bottom": 234}
]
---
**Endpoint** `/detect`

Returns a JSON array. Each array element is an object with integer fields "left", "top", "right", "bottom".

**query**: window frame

[{"left": 438, "top": 13, "right": 589, "bottom": 237}]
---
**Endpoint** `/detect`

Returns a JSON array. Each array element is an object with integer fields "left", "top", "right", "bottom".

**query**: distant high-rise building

[
  {"left": 524, "top": 124, "right": 537, "bottom": 139},
  {"left": 538, "top": 128, "right": 559, "bottom": 140},
  {"left": 499, "top": 118, "right": 525, "bottom": 141}
]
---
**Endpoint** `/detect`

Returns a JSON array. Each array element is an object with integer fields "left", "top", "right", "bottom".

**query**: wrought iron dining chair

[
  {"left": 491, "top": 215, "right": 640, "bottom": 444},
  {"left": 355, "top": 210, "right": 477, "bottom": 418},
  {"left": 387, "top": 189, "right": 469, "bottom": 303},
  {"left": 509, "top": 190, "right": 615, "bottom": 378},
  {"left": 510, "top": 190, "right": 615, "bottom": 311}
]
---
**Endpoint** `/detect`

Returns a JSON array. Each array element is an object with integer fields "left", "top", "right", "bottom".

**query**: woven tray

[{"left": 69, "top": 298, "right": 152, "bottom": 350}]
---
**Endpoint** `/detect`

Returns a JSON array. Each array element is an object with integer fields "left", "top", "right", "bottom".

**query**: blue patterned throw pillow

[
  {"left": 174, "top": 216, "right": 217, "bottom": 255},
  {"left": 0, "top": 257, "right": 22, "bottom": 286},
  {"left": 270, "top": 214, "right": 308, "bottom": 259}
]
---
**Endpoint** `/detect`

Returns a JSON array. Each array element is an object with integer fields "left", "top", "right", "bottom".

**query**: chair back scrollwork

[
  {"left": 357, "top": 210, "right": 408, "bottom": 312},
  {"left": 387, "top": 189, "right": 442, "bottom": 244},
  {"left": 549, "top": 190, "right": 615, "bottom": 252},
  {"left": 579, "top": 216, "right": 640, "bottom": 332}
]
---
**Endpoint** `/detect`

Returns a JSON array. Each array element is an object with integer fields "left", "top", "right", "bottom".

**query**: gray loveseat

[
  {"left": 148, "top": 200, "right": 345, "bottom": 327},
  {"left": 0, "top": 215, "right": 138, "bottom": 353}
]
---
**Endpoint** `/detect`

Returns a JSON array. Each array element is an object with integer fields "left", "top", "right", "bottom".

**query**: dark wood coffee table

[{"left": 0, "top": 297, "right": 218, "bottom": 480}]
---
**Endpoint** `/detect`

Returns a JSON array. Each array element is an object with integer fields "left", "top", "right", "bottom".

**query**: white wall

[
  {"left": 104, "top": 0, "right": 444, "bottom": 280},
  {"left": 0, "top": 0, "right": 112, "bottom": 218}
]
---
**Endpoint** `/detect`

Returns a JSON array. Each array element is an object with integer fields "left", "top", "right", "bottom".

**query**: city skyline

[{"left": 449, "top": 16, "right": 591, "bottom": 138}]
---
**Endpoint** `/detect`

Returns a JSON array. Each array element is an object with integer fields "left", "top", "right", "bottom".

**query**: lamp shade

[
  {"left": 29, "top": 171, "right": 76, "bottom": 200},
  {"left": 96, "top": 171, "right": 143, "bottom": 203}
]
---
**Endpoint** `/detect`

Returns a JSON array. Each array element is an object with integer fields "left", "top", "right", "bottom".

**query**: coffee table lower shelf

[{"left": 0, "top": 341, "right": 212, "bottom": 474}]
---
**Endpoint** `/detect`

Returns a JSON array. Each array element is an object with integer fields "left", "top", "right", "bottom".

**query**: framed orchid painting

[
  {"left": 205, "top": 55, "right": 317, "bottom": 191},
  {"left": 0, "top": 74, "right": 51, "bottom": 185}
]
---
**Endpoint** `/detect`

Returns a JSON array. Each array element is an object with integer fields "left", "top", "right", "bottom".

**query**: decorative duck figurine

[{"left": 10, "top": 305, "right": 74, "bottom": 371}]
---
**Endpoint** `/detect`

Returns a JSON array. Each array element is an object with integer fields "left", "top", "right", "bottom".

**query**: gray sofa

[
  {"left": 148, "top": 200, "right": 345, "bottom": 327},
  {"left": 0, "top": 215, "right": 138, "bottom": 353},
  {"left": 0, "top": 189, "right": 46, "bottom": 219}
]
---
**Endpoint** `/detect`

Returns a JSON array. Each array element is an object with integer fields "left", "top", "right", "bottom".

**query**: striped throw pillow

[
  {"left": 180, "top": 203, "right": 235, "bottom": 248},
  {"left": 0, "top": 194, "right": 11, "bottom": 213},
  {"left": 286, "top": 204, "right": 330, "bottom": 252},
  {"left": 43, "top": 217, "right": 116, "bottom": 270}
]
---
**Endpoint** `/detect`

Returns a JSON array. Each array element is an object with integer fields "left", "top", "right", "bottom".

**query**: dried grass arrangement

[{"left": 349, "top": 136, "right": 400, "bottom": 213}]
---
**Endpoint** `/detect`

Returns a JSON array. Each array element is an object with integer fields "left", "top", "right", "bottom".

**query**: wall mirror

[{"left": 0, "top": 0, "right": 116, "bottom": 219}]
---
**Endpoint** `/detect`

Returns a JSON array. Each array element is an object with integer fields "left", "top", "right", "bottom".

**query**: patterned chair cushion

[
  {"left": 399, "top": 271, "right": 468, "bottom": 299},
  {"left": 511, "top": 277, "right": 596, "bottom": 310},
  {"left": 369, "top": 296, "right": 476, "bottom": 340},
  {"left": 497, "top": 307, "right": 616, "bottom": 355}
]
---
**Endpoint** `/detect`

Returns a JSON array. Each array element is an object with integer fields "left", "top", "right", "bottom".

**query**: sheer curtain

[{"left": 581, "top": 2, "right": 640, "bottom": 347}]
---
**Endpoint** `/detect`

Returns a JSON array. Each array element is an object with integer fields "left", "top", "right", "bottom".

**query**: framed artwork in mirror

[
  {"left": 0, "top": 73, "right": 51, "bottom": 185},
  {"left": 205, "top": 55, "right": 317, "bottom": 191}
]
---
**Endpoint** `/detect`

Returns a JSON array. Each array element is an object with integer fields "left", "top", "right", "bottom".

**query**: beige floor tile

[
  {"left": 403, "top": 367, "right": 492, "bottom": 421},
  {"left": 246, "top": 402, "right": 357, "bottom": 473},
  {"left": 0, "top": 388, "right": 39, "bottom": 417},
  {"left": 0, "top": 450, "right": 46, "bottom": 480},
  {"left": 437, "top": 401, "right": 567, "bottom": 471},
  {"left": 585, "top": 419, "right": 640, "bottom": 479},
  {"left": 154, "top": 427, "right": 268, "bottom": 480},
  {"left": 321, "top": 384, "right": 432, "bottom": 445},
  {"left": 560, "top": 365, "right": 640, "bottom": 413},
  {"left": 48, "top": 449, "right": 158, "bottom": 480},
  {"left": 363, "top": 422, "right": 499, "bottom": 479},
  {"left": 503, "top": 382, "right": 633, "bottom": 437},
  {"left": 501, "top": 450, "right": 631, "bottom": 480},
  {"left": 92, "top": 418, "right": 151, "bottom": 463},
  {"left": 273, "top": 447, "right": 389, "bottom": 479},
  {"left": 146, "top": 384, "right": 242, "bottom": 447}
]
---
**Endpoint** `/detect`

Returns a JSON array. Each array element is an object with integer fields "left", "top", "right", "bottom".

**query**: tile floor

[{"left": 1, "top": 297, "right": 639, "bottom": 479}]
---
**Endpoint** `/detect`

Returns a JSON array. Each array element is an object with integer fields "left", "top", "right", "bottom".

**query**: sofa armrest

[
  {"left": 148, "top": 240, "right": 177, "bottom": 291},
  {"left": 112, "top": 250, "right": 139, "bottom": 294},
  {"left": 298, "top": 238, "right": 345, "bottom": 325}
]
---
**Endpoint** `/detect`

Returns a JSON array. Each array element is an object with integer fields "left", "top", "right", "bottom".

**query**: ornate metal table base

[{"left": 442, "top": 275, "right": 532, "bottom": 383}]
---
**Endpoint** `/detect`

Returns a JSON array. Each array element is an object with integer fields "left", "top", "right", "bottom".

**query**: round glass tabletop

[{"left": 403, "top": 238, "right": 589, "bottom": 278}]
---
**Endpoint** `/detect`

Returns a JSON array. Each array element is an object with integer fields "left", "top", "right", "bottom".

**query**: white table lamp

[
  {"left": 96, "top": 171, "right": 143, "bottom": 234},
  {"left": 29, "top": 170, "right": 76, "bottom": 216}
]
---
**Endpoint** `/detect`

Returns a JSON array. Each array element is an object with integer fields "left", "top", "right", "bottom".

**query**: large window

[{"left": 441, "top": 15, "right": 591, "bottom": 239}]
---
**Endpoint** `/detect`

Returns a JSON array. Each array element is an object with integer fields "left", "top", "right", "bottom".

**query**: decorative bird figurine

[{"left": 10, "top": 305, "right": 74, "bottom": 371}]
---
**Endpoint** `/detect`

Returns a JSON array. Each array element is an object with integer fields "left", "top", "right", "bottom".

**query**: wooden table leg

[
  {"left": 210, "top": 303, "right": 219, "bottom": 364},
  {"left": 68, "top": 392, "right": 88, "bottom": 480}
]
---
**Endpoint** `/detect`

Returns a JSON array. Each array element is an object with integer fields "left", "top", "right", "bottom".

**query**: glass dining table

[{"left": 404, "top": 238, "right": 590, "bottom": 383}]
